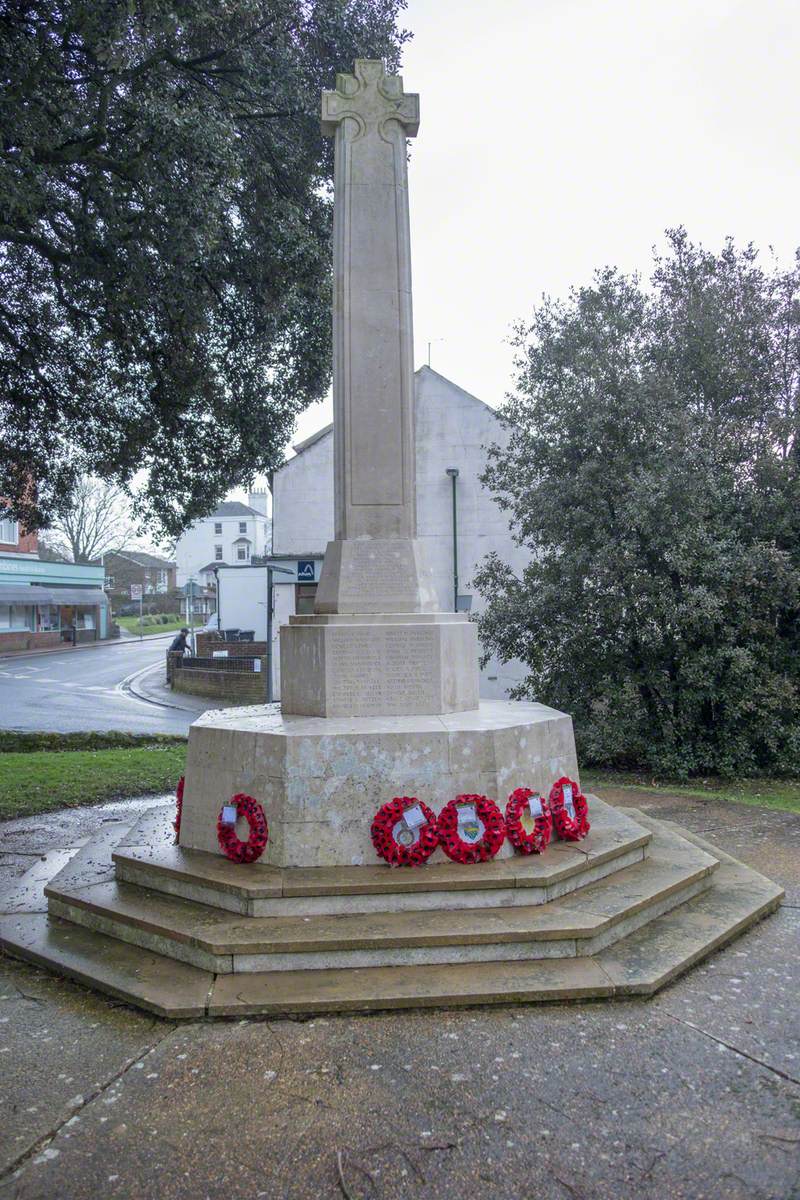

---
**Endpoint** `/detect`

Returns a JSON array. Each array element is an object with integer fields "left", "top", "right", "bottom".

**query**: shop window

[
  {"left": 214, "top": 545, "right": 223, "bottom": 560},
  {"left": 37, "top": 605, "right": 60, "bottom": 632},
  {"left": 295, "top": 584, "right": 317, "bottom": 615},
  {"left": 0, "top": 604, "right": 30, "bottom": 630}
]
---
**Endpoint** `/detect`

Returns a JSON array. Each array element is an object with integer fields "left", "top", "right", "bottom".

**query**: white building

[
  {"left": 175, "top": 494, "right": 270, "bottom": 588},
  {"left": 266, "top": 367, "right": 529, "bottom": 699}
]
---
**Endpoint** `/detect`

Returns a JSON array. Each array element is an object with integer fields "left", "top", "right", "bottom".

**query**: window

[
  {"left": 214, "top": 545, "right": 223, "bottom": 561},
  {"left": 295, "top": 584, "right": 317, "bottom": 615},
  {"left": 214, "top": 522, "right": 222, "bottom": 534},
  {"left": 37, "top": 605, "right": 59, "bottom": 632},
  {"left": 0, "top": 604, "right": 30, "bottom": 631},
  {"left": 237, "top": 546, "right": 248, "bottom": 561},
  {"left": 105, "top": 575, "right": 115, "bottom": 588},
  {"left": 239, "top": 521, "right": 247, "bottom": 533},
  {"left": 0, "top": 516, "right": 19, "bottom": 544}
]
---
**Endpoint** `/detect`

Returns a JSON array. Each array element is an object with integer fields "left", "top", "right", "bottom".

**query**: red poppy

[
  {"left": 505, "top": 787, "right": 553, "bottom": 855},
  {"left": 549, "top": 777, "right": 590, "bottom": 841},
  {"left": 370, "top": 796, "right": 439, "bottom": 866},
  {"left": 217, "top": 793, "right": 269, "bottom": 863},
  {"left": 438, "top": 794, "right": 506, "bottom": 864}
]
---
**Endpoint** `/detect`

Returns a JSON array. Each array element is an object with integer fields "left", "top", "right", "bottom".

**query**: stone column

[
  {"left": 313, "top": 60, "right": 437, "bottom": 616},
  {"left": 280, "top": 61, "right": 479, "bottom": 716}
]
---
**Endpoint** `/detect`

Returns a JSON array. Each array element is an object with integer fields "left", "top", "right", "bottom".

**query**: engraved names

[{"left": 327, "top": 626, "right": 439, "bottom": 714}]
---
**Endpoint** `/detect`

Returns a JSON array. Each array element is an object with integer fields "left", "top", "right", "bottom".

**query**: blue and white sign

[{"left": 297, "top": 560, "right": 316, "bottom": 582}]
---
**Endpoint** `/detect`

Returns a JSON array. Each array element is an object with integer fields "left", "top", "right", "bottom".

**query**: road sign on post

[{"left": 130, "top": 584, "right": 144, "bottom": 638}]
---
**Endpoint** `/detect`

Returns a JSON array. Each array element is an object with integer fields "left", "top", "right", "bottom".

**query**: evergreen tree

[{"left": 476, "top": 230, "right": 800, "bottom": 777}]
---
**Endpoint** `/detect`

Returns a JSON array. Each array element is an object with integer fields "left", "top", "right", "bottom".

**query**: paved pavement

[
  {"left": 0, "top": 638, "right": 204, "bottom": 734},
  {"left": 0, "top": 787, "right": 798, "bottom": 1200}
]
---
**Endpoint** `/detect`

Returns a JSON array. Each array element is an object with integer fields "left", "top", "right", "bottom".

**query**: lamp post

[
  {"left": 446, "top": 467, "right": 459, "bottom": 612},
  {"left": 265, "top": 563, "right": 295, "bottom": 703},
  {"left": 212, "top": 566, "right": 221, "bottom": 632}
]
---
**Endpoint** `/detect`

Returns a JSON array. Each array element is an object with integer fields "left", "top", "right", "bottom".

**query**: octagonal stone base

[{"left": 178, "top": 700, "right": 579, "bottom": 869}]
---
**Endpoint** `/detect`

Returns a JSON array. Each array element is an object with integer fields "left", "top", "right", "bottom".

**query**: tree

[
  {"left": 43, "top": 476, "right": 138, "bottom": 563},
  {"left": 0, "top": 0, "right": 408, "bottom": 537},
  {"left": 475, "top": 230, "right": 800, "bottom": 778}
]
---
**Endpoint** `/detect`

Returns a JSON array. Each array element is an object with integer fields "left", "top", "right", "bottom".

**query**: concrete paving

[{"left": 0, "top": 789, "right": 798, "bottom": 1200}]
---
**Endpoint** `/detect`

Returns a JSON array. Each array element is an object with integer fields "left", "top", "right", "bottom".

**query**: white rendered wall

[
  {"left": 272, "top": 431, "right": 335, "bottom": 555},
  {"left": 175, "top": 512, "right": 269, "bottom": 586},
  {"left": 270, "top": 368, "right": 530, "bottom": 699}
]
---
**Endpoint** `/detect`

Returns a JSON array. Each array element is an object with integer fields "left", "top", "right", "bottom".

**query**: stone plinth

[
  {"left": 314, "top": 538, "right": 439, "bottom": 615},
  {"left": 178, "top": 700, "right": 579, "bottom": 868},
  {"left": 280, "top": 612, "right": 479, "bottom": 717}
]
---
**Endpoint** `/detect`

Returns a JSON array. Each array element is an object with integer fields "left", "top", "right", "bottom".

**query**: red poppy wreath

[
  {"left": 438, "top": 794, "right": 506, "bottom": 864},
  {"left": 505, "top": 787, "right": 553, "bottom": 855},
  {"left": 217, "top": 793, "right": 269, "bottom": 863},
  {"left": 371, "top": 796, "right": 439, "bottom": 866},
  {"left": 173, "top": 775, "right": 185, "bottom": 840},
  {"left": 549, "top": 777, "right": 590, "bottom": 841}
]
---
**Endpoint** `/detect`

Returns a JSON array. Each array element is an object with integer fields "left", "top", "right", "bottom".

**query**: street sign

[
  {"left": 297, "top": 560, "right": 315, "bottom": 582},
  {"left": 130, "top": 584, "right": 143, "bottom": 600}
]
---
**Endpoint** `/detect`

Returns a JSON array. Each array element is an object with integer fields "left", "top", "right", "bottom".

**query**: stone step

[
  {"left": 46, "top": 824, "right": 717, "bottom": 973},
  {"left": 0, "top": 911, "right": 212, "bottom": 1018},
  {"left": 0, "top": 820, "right": 782, "bottom": 1018},
  {"left": 112, "top": 797, "right": 652, "bottom": 916}
]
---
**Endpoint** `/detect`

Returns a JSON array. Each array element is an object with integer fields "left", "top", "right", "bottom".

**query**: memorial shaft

[{"left": 322, "top": 59, "right": 419, "bottom": 542}]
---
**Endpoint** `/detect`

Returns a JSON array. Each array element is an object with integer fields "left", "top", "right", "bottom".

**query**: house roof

[
  {"left": 281, "top": 367, "right": 496, "bottom": 472},
  {"left": 292, "top": 423, "right": 333, "bottom": 455},
  {"left": 209, "top": 501, "right": 261, "bottom": 518},
  {"left": 108, "top": 550, "right": 175, "bottom": 570},
  {"left": 198, "top": 561, "right": 229, "bottom": 572}
]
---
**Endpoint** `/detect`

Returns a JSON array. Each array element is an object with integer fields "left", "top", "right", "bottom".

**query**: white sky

[{"left": 252, "top": 0, "right": 800, "bottom": 472}]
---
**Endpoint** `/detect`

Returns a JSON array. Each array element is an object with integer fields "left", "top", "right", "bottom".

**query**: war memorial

[{"left": 0, "top": 62, "right": 782, "bottom": 1018}]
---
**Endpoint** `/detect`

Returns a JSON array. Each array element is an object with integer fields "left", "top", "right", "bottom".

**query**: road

[{"left": 0, "top": 636, "right": 198, "bottom": 734}]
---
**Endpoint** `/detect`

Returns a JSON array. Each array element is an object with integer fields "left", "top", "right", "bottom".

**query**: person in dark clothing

[
  {"left": 166, "top": 628, "right": 191, "bottom": 684},
  {"left": 169, "top": 628, "right": 191, "bottom": 654}
]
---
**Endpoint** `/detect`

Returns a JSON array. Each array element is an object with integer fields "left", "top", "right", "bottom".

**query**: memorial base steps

[
  {"left": 0, "top": 804, "right": 783, "bottom": 1018},
  {"left": 112, "top": 797, "right": 650, "bottom": 916}
]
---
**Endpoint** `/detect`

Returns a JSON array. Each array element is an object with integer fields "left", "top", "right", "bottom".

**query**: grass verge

[
  {"left": 583, "top": 768, "right": 800, "bottom": 815},
  {"left": 0, "top": 742, "right": 187, "bottom": 820},
  {"left": 117, "top": 616, "right": 186, "bottom": 636}
]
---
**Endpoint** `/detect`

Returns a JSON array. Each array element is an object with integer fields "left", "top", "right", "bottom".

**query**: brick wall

[
  {"left": 196, "top": 635, "right": 267, "bottom": 658},
  {"left": 0, "top": 631, "right": 61, "bottom": 652},
  {"left": 172, "top": 661, "right": 267, "bottom": 703}
]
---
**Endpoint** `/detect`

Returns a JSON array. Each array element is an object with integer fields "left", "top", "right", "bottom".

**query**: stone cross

[{"left": 321, "top": 59, "right": 419, "bottom": 544}]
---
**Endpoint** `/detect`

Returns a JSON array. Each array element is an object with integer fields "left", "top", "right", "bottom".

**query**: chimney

[{"left": 248, "top": 490, "right": 269, "bottom": 517}]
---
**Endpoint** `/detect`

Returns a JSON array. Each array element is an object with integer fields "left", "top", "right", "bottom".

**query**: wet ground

[{"left": 0, "top": 788, "right": 798, "bottom": 1200}]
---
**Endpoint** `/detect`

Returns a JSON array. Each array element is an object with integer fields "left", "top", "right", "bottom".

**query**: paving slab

[
  {"left": 0, "top": 953, "right": 162, "bottom": 1180},
  {"left": 2, "top": 989, "right": 798, "bottom": 1200}
]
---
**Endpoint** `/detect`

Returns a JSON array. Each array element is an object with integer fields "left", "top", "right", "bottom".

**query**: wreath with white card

[
  {"left": 505, "top": 787, "right": 553, "bottom": 855},
  {"left": 370, "top": 796, "right": 439, "bottom": 866},
  {"left": 548, "top": 777, "right": 590, "bottom": 842},
  {"left": 437, "top": 794, "right": 506, "bottom": 864},
  {"left": 216, "top": 793, "right": 269, "bottom": 863}
]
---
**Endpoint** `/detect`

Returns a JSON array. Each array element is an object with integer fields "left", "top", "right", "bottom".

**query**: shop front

[{"left": 0, "top": 557, "right": 109, "bottom": 652}]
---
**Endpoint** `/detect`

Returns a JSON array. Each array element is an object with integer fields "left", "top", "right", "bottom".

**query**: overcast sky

[{"left": 280, "top": 0, "right": 800, "bottom": 450}]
